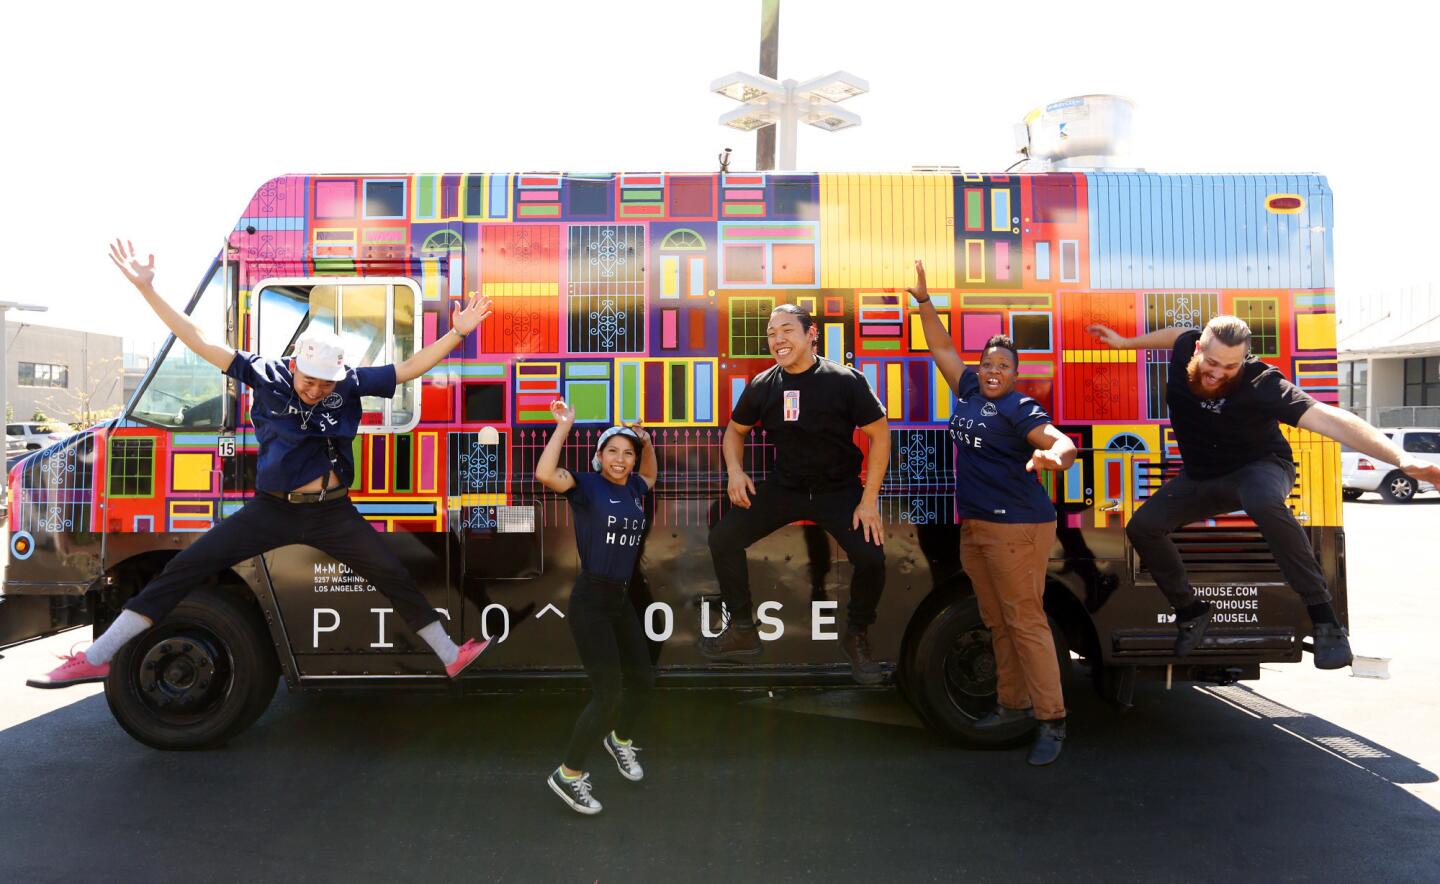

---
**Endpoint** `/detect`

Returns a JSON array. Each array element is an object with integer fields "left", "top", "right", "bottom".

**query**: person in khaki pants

[{"left": 908, "top": 261, "right": 1077, "bottom": 765}]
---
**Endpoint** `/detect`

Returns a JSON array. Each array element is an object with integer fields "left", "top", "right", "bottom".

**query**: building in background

[
  {"left": 4, "top": 323, "right": 123, "bottom": 427},
  {"left": 1337, "top": 283, "right": 1440, "bottom": 426}
]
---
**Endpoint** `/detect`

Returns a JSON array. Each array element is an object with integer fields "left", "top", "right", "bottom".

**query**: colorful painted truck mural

[{"left": 3, "top": 171, "right": 1343, "bottom": 748}]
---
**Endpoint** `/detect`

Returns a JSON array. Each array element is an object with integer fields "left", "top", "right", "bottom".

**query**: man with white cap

[{"left": 29, "top": 240, "right": 495, "bottom": 688}]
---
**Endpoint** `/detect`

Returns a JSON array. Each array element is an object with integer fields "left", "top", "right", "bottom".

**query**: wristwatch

[{"left": 448, "top": 327, "right": 467, "bottom": 342}]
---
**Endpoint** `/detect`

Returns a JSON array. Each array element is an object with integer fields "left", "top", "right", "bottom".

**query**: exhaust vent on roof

[{"left": 1015, "top": 94, "right": 1137, "bottom": 171}]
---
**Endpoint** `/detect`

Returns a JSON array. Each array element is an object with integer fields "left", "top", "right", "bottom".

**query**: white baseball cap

[{"left": 293, "top": 328, "right": 348, "bottom": 381}]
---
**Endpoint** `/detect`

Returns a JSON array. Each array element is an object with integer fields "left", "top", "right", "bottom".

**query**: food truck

[{"left": 2, "top": 167, "right": 1344, "bottom": 748}]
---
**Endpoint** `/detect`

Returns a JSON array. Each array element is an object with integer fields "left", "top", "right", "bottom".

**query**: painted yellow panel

[
  {"left": 910, "top": 312, "right": 949, "bottom": 352},
  {"left": 1296, "top": 313, "right": 1337, "bottom": 351},
  {"left": 481, "top": 282, "right": 559, "bottom": 298},
  {"left": 819, "top": 174, "right": 955, "bottom": 288},
  {"left": 1062, "top": 349, "right": 1137, "bottom": 364},
  {"left": 1283, "top": 426, "right": 1342, "bottom": 527},
  {"left": 172, "top": 453, "right": 213, "bottom": 492},
  {"left": 660, "top": 256, "right": 679, "bottom": 298},
  {"left": 885, "top": 363, "right": 903, "bottom": 420}
]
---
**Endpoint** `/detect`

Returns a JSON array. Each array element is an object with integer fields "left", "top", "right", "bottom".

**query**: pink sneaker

[
  {"left": 27, "top": 646, "right": 109, "bottom": 689},
  {"left": 445, "top": 638, "right": 490, "bottom": 679}
]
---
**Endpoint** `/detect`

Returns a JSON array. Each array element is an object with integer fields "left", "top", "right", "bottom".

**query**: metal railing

[{"left": 1378, "top": 406, "right": 1440, "bottom": 428}]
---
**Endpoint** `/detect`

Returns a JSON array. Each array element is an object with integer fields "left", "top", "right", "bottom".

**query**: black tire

[
  {"left": 905, "top": 595, "right": 1071, "bottom": 747},
  {"left": 106, "top": 587, "right": 279, "bottom": 750},
  {"left": 1379, "top": 472, "right": 1416, "bottom": 504},
  {"left": 1341, "top": 488, "right": 1363, "bottom": 502}
]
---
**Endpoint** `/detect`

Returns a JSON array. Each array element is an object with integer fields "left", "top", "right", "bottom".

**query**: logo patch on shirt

[
  {"left": 322, "top": 393, "right": 344, "bottom": 409},
  {"left": 981, "top": 402, "right": 998, "bottom": 417},
  {"left": 1200, "top": 398, "right": 1227, "bottom": 413},
  {"left": 783, "top": 390, "right": 801, "bottom": 421}
]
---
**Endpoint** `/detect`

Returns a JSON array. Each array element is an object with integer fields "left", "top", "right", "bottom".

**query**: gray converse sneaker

[
  {"left": 604, "top": 732, "right": 644, "bottom": 782},
  {"left": 548, "top": 767, "right": 602, "bottom": 815}
]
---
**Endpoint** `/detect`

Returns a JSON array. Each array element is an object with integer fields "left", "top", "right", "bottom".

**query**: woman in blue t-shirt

[
  {"left": 535, "top": 400, "right": 658, "bottom": 814},
  {"left": 908, "top": 260, "right": 1078, "bottom": 766}
]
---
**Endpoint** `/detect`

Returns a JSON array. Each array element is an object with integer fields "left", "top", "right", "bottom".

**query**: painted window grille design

[
  {"left": 109, "top": 437, "right": 155, "bottom": 498},
  {"left": 16, "top": 434, "right": 95, "bottom": 535},
  {"left": 449, "top": 431, "right": 509, "bottom": 532},
  {"left": 481, "top": 225, "right": 561, "bottom": 354},
  {"left": 1233, "top": 298, "right": 1279, "bottom": 357},
  {"left": 1144, "top": 292, "right": 1219, "bottom": 419},
  {"left": 729, "top": 297, "right": 775, "bottom": 357},
  {"left": 568, "top": 225, "right": 644, "bottom": 353}
]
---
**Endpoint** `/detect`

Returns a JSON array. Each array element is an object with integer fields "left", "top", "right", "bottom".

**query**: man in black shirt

[
  {"left": 1091, "top": 316, "right": 1440, "bottom": 667},
  {"left": 700, "top": 304, "right": 891, "bottom": 684}
]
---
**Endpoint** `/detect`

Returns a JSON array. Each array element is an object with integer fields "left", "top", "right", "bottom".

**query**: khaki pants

[{"left": 960, "top": 519, "right": 1065, "bottom": 721}]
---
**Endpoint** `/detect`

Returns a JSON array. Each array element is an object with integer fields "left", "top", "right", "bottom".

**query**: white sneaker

[
  {"left": 548, "top": 767, "right": 602, "bottom": 815},
  {"left": 604, "top": 732, "right": 644, "bottom": 782}
]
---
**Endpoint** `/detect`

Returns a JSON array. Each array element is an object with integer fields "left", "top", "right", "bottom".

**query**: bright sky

[{"left": 4, "top": 0, "right": 1434, "bottom": 355}]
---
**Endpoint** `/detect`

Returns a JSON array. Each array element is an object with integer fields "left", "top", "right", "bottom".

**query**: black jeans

[
  {"left": 564, "top": 573, "right": 656, "bottom": 770},
  {"left": 708, "top": 481, "right": 886, "bottom": 629},
  {"left": 1126, "top": 457, "right": 1330, "bottom": 608},
  {"left": 123, "top": 494, "right": 441, "bottom": 632}
]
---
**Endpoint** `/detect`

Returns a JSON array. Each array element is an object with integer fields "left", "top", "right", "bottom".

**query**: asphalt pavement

[{"left": 1, "top": 497, "right": 1437, "bottom": 883}]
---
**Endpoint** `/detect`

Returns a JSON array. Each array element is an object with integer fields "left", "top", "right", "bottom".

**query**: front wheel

[
  {"left": 904, "top": 596, "right": 1070, "bottom": 748},
  {"left": 1380, "top": 472, "right": 1416, "bottom": 503},
  {"left": 106, "top": 587, "right": 279, "bottom": 750}
]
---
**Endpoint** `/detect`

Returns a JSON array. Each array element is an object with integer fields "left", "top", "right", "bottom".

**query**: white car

[
  {"left": 1341, "top": 427, "right": 1440, "bottom": 503},
  {"left": 6, "top": 421, "right": 71, "bottom": 453}
]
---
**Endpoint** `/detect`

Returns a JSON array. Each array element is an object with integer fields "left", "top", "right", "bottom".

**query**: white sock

[
  {"left": 417, "top": 620, "right": 459, "bottom": 666},
  {"left": 85, "top": 610, "right": 153, "bottom": 665}
]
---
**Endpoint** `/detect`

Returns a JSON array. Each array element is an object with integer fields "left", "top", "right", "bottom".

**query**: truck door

[{"left": 245, "top": 276, "right": 459, "bottom": 669}]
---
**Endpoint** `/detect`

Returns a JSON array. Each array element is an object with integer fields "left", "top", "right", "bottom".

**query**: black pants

[
  {"left": 708, "top": 481, "right": 886, "bottom": 629},
  {"left": 565, "top": 573, "right": 655, "bottom": 770},
  {"left": 1126, "top": 456, "right": 1330, "bottom": 608},
  {"left": 123, "top": 494, "right": 441, "bottom": 632}
]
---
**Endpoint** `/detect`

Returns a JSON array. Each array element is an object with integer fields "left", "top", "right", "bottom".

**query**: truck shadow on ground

[{"left": 2, "top": 680, "right": 1438, "bottom": 883}]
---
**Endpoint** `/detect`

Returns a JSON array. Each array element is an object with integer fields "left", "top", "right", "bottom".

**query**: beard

[{"left": 1186, "top": 351, "right": 1244, "bottom": 400}]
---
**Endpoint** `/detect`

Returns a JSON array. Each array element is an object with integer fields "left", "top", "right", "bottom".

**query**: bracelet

[
  {"left": 448, "top": 327, "right": 467, "bottom": 341},
  {"left": 912, "top": 295, "right": 930, "bottom": 304}
]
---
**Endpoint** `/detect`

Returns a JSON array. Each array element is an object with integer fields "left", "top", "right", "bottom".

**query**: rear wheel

[
  {"left": 904, "top": 596, "right": 1070, "bottom": 747},
  {"left": 1380, "top": 472, "right": 1416, "bottom": 503},
  {"left": 106, "top": 587, "right": 279, "bottom": 750}
]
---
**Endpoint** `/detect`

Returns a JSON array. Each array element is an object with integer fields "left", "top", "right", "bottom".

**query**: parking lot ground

[{"left": 1, "top": 496, "right": 1437, "bottom": 882}]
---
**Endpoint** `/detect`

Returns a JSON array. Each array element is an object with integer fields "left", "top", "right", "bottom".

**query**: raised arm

[
  {"left": 1088, "top": 324, "right": 1186, "bottom": 351},
  {"left": 534, "top": 400, "right": 578, "bottom": 494},
  {"left": 395, "top": 291, "right": 494, "bottom": 383},
  {"left": 907, "top": 259, "right": 965, "bottom": 392},
  {"left": 110, "top": 240, "right": 234, "bottom": 371},
  {"left": 1298, "top": 403, "right": 1440, "bottom": 486},
  {"left": 623, "top": 421, "right": 658, "bottom": 490}
]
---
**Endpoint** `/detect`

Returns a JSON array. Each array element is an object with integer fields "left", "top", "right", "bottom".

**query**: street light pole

[
  {"left": 756, "top": 0, "right": 780, "bottom": 171},
  {"left": 712, "top": 70, "right": 868, "bottom": 172}
]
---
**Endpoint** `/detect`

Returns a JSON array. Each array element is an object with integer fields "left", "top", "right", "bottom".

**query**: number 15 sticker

[{"left": 218, "top": 436, "right": 236, "bottom": 458}]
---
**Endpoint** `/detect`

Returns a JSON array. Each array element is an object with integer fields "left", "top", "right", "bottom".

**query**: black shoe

[
  {"left": 1027, "top": 720, "right": 1066, "bottom": 766},
  {"left": 839, "top": 628, "right": 884, "bottom": 685},
  {"left": 974, "top": 705, "right": 1035, "bottom": 729},
  {"left": 1174, "top": 602, "right": 1213, "bottom": 656},
  {"left": 547, "top": 767, "right": 602, "bottom": 815},
  {"left": 1312, "top": 623, "right": 1353, "bottom": 670},
  {"left": 698, "top": 623, "right": 762, "bottom": 660}
]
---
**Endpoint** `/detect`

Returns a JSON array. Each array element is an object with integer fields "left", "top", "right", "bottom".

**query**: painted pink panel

[
  {"left": 662, "top": 310, "right": 678, "bottom": 348},
  {"left": 961, "top": 313, "right": 1003, "bottom": 351},
  {"left": 995, "top": 241, "right": 1011, "bottom": 280},
  {"left": 315, "top": 180, "right": 357, "bottom": 219},
  {"left": 425, "top": 312, "right": 438, "bottom": 346},
  {"left": 419, "top": 435, "right": 436, "bottom": 492}
]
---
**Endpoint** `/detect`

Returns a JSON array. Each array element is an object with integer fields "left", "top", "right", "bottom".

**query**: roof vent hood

[{"left": 1014, "top": 94, "right": 1138, "bottom": 171}]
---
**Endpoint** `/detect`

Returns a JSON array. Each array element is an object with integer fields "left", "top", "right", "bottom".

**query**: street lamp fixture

[{"left": 711, "top": 69, "right": 868, "bottom": 170}]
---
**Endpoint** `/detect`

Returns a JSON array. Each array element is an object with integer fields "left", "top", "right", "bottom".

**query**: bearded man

[{"left": 1088, "top": 316, "right": 1440, "bottom": 667}]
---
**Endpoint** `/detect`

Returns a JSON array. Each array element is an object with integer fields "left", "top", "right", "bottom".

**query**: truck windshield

[{"left": 129, "top": 260, "right": 228, "bottom": 429}]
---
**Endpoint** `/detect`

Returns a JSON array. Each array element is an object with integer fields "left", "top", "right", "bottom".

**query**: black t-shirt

[
  {"left": 1166, "top": 329, "right": 1316, "bottom": 480},
  {"left": 731, "top": 356, "right": 885, "bottom": 492}
]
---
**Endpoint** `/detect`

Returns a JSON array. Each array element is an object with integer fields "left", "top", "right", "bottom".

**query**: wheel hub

[
  {"left": 945, "top": 628, "right": 998, "bottom": 700},
  {"left": 137, "top": 635, "right": 224, "bottom": 713}
]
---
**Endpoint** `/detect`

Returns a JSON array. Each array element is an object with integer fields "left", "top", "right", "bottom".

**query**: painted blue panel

[
  {"left": 694, "top": 363, "right": 713, "bottom": 422},
  {"left": 488, "top": 175, "right": 508, "bottom": 218},
  {"left": 1035, "top": 241, "right": 1051, "bottom": 280},
  {"left": 1086, "top": 172, "right": 1332, "bottom": 291},
  {"left": 730, "top": 377, "right": 747, "bottom": 410}
]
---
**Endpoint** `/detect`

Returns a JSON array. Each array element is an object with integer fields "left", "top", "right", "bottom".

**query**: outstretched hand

[
  {"left": 109, "top": 239, "right": 156, "bottom": 291},
  {"left": 1087, "top": 323, "right": 1126, "bottom": 349},
  {"left": 1402, "top": 458, "right": 1440, "bottom": 487},
  {"left": 549, "top": 399, "right": 576, "bottom": 426},
  {"left": 621, "top": 420, "right": 651, "bottom": 446},
  {"left": 905, "top": 259, "right": 930, "bottom": 303},
  {"left": 1026, "top": 447, "right": 1068, "bottom": 473},
  {"left": 452, "top": 291, "right": 495, "bottom": 336}
]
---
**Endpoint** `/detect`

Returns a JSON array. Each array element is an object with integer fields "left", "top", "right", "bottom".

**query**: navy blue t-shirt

[
  {"left": 226, "top": 351, "right": 396, "bottom": 493},
  {"left": 563, "top": 472, "right": 650, "bottom": 583},
  {"left": 949, "top": 368, "right": 1057, "bottom": 524}
]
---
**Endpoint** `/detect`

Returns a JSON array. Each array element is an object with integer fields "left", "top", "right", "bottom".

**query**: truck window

[
  {"left": 129, "top": 261, "right": 228, "bottom": 429},
  {"left": 253, "top": 277, "right": 419, "bottom": 432},
  {"left": 1402, "top": 432, "right": 1440, "bottom": 454}
]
